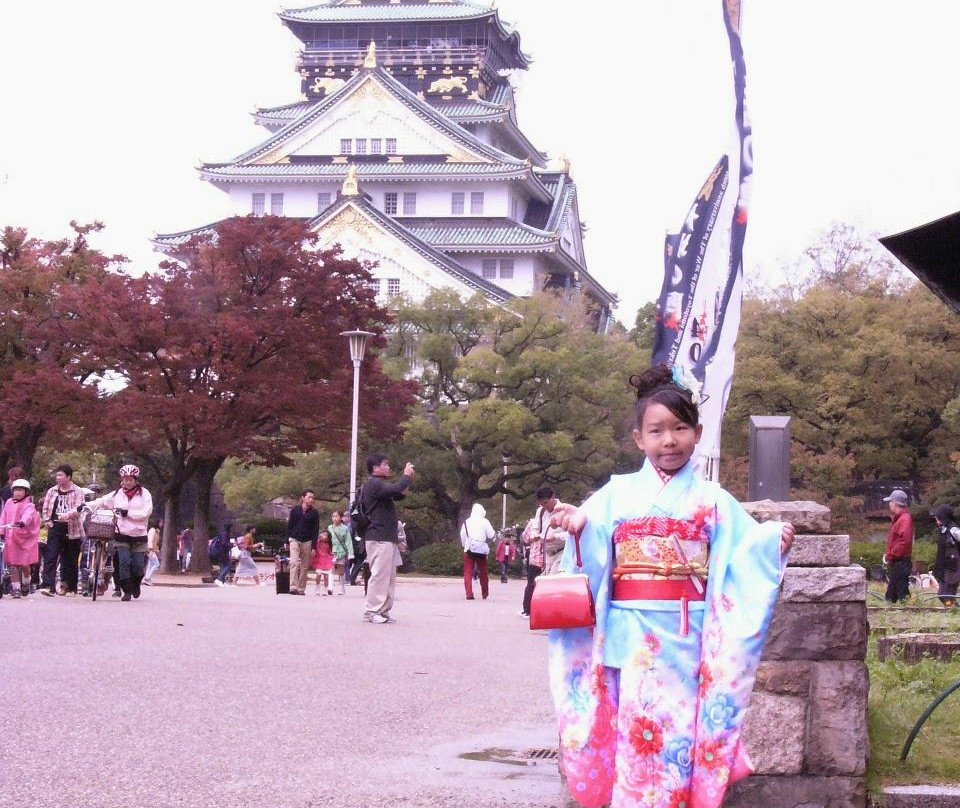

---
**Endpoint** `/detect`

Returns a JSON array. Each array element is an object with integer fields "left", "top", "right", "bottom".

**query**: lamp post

[{"left": 341, "top": 330, "right": 376, "bottom": 508}]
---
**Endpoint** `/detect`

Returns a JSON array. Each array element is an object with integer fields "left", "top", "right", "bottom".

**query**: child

[
  {"left": 547, "top": 365, "right": 794, "bottom": 808},
  {"left": 495, "top": 532, "right": 516, "bottom": 584},
  {"left": 312, "top": 530, "right": 335, "bottom": 595},
  {"left": 0, "top": 479, "right": 41, "bottom": 599},
  {"left": 328, "top": 511, "right": 352, "bottom": 595}
]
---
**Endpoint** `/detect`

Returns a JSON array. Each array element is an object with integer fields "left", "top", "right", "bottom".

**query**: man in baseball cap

[{"left": 882, "top": 489, "right": 913, "bottom": 602}]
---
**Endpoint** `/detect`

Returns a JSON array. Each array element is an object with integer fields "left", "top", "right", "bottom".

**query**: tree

[
  {"left": 0, "top": 222, "right": 114, "bottom": 475},
  {"left": 385, "top": 290, "right": 643, "bottom": 529},
  {"left": 67, "top": 216, "right": 415, "bottom": 572},
  {"left": 217, "top": 450, "right": 350, "bottom": 519},
  {"left": 723, "top": 226, "right": 960, "bottom": 515},
  {"left": 628, "top": 301, "right": 657, "bottom": 355}
]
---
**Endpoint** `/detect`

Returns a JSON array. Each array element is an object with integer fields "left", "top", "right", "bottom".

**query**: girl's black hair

[{"left": 630, "top": 364, "right": 700, "bottom": 430}]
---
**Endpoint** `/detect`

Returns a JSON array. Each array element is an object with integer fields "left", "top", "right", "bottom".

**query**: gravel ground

[{"left": 0, "top": 574, "right": 560, "bottom": 808}]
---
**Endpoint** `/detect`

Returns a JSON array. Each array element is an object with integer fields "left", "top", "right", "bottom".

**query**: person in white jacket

[
  {"left": 84, "top": 464, "right": 153, "bottom": 602},
  {"left": 459, "top": 503, "right": 495, "bottom": 601}
]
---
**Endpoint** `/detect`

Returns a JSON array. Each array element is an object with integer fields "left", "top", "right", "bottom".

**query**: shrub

[
  {"left": 850, "top": 539, "right": 937, "bottom": 570},
  {"left": 410, "top": 541, "right": 463, "bottom": 576},
  {"left": 250, "top": 517, "right": 288, "bottom": 537}
]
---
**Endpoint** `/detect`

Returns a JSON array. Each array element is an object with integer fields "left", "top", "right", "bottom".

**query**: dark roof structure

[{"left": 880, "top": 211, "right": 960, "bottom": 315}]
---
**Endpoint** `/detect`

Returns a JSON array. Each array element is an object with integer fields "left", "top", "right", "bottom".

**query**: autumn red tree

[
  {"left": 0, "top": 222, "right": 117, "bottom": 476},
  {"left": 66, "top": 216, "right": 415, "bottom": 573}
]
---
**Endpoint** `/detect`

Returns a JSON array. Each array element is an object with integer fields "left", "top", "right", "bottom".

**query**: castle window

[
  {"left": 403, "top": 193, "right": 417, "bottom": 215},
  {"left": 384, "top": 192, "right": 398, "bottom": 215},
  {"left": 252, "top": 193, "right": 265, "bottom": 216},
  {"left": 355, "top": 138, "right": 367, "bottom": 155},
  {"left": 387, "top": 278, "right": 401, "bottom": 297},
  {"left": 451, "top": 192, "right": 465, "bottom": 215},
  {"left": 370, "top": 139, "right": 382, "bottom": 154},
  {"left": 340, "top": 138, "right": 352, "bottom": 154},
  {"left": 271, "top": 193, "right": 284, "bottom": 215},
  {"left": 482, "top": 259, "right": 497, "bottom": 279},
  {"left": 470, "top": 192, "right": 484, "bottom": 215},
  {"left": 386, "top": 138, "right": 397, "bottom": 155},
  {"left": 317, "top": 192, "right": 331, "bottom": 212},
  {"left": 499, "top": 259, "right": 515, "bottom": 279}
]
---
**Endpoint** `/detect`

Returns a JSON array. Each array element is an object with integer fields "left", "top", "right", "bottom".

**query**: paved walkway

[{"left": 0, "top": 574, "right": 560, "bottom": 808}]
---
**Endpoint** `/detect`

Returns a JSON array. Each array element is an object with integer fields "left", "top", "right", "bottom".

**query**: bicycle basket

[{"left": 86, "top": 509, "right": 117, "bottom": 541}]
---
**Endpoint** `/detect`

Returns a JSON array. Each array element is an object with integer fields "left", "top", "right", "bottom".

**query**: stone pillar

[{"left": 725, "top": 500, "right": 868, "bottom": 808}]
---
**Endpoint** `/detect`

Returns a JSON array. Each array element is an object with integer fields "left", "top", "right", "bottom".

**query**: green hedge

[
  {"left": 410, "top": 541, "right": 464, "bottom": 576},
  {"left": 408, "top": 541, "right": 525, "bottom": 578},
  {"left": 850, "top": 540, "right": 937, "bottom": 571},
  {"left": 250, "top": 517, "right": 288, "bottom": 537}
]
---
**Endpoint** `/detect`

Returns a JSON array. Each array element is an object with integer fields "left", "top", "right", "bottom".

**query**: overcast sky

[{"left": 1, "top": 1, "right": 958, "bottom": 321}]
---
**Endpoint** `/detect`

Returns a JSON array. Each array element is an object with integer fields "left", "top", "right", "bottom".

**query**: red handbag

[{"left": 529, "top": 532, "right": 596, "bottom": 630}]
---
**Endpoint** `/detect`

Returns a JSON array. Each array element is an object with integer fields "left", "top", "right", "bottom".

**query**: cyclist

[{"left": 83, "top": 465, "right": 153, "bottom": 602}]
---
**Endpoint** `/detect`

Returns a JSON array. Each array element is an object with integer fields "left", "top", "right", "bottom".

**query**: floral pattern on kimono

[{"left": 548, "top": 461, "right": 786, "bottom": 808}]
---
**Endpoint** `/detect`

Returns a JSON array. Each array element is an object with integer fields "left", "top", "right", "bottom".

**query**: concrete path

[{"left": 0, "top": 574, "right": 560, "bottom": 808}]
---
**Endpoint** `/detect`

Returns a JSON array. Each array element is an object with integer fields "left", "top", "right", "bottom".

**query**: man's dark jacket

[
  {"left": 361, "top": 475, "right": 411, "bottom": 543},
  {"left": 287, "top": 505, "right": 320, "bottom": 546}
]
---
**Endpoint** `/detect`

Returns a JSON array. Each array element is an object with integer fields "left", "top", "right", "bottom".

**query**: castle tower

[{"left": 156, "top": 1, "right": 616, "bottom": 330}]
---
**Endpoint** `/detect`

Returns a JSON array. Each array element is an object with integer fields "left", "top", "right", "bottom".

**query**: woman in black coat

[{"left": 930, "top": 504, "right": 960, "bottom": 607}]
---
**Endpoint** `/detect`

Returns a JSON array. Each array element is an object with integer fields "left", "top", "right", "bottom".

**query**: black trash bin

[{"left": 275, "top": 555, "right": 290, "bottom": 595}]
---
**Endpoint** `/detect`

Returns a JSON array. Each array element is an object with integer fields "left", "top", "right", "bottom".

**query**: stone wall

[{"left": 725, "top": 502, "right": 868, "bottom": 808}]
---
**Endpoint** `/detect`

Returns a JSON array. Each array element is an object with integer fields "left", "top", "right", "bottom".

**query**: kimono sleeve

[{"left": 688, "top": 490, "right": 787, "bottom": 808}]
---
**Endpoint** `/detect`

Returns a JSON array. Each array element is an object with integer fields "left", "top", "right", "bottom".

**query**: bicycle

[{"left": 0, "top": 523, "right": 27, "bottom": 598}]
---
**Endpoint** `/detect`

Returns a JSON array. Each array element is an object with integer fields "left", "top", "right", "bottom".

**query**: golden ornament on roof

[
  {"left": 342, "top": 164, "right": 359, "bottom": 196},
  {"left": 363, "top": 41, "right": 377, "bottom": 69}
]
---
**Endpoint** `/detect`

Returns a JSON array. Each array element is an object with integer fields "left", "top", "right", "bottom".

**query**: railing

[{"left": 299, "top": 45, "right": 487, "bottom": 67}]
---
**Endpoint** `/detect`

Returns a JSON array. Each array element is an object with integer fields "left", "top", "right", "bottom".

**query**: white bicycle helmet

[
  {"left": 118, "top": 464, "right": 140, "bottom": 478},
  {"left": 11, "top": 478, "right": 30, "bottom": 491}
]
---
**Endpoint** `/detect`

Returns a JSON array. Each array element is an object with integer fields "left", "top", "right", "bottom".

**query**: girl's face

[
  {"left": 12, "top": 488, "right": 27, "bottom": 501},
  {"left": 633, "top": 402, "right": 702, "bottom": 473}
]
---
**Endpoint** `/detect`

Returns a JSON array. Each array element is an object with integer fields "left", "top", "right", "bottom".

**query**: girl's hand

[
  {"left": 780, "top": 523, "right": 795, "bottom": 555},
  {"left": 550, "top": 503, "right": 587, "bottom": 537}
]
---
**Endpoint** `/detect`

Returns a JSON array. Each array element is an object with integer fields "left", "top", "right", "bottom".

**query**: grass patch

[{"left": 866, "top": 606, "right": 960, "bottom": 790}]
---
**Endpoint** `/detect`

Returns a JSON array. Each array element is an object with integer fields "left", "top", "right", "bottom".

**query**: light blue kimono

[{"left": 548, "top": 461, "right": 786, "bottom": 808}]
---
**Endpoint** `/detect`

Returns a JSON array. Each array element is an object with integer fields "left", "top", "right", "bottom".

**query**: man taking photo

[{"left": 361, "top": 454, "right": 414, "bottom": 624}]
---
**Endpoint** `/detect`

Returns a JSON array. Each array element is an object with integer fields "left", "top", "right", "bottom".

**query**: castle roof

[
  {"left": 205, "top": 61, "right": 528, "bottom": 178},
  {"left": 254, "top": 82, "right": 514, "bottom": 128},
  {"left": 279, "top": 1, "right": 531, "bottom": 67},
  {"left": 200, "top": 160, "right": 536, "bottom": 182},
  {"left": 399, "top": 218, "right": 558, "bottom": 251}
]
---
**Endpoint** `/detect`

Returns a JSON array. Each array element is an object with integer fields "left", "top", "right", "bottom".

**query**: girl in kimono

[
  {"left": 549, "top": 365, "right": 794, "bottom": 808},
  {"left": 0, "top": 479, "right": 41, "bottom": 599}
]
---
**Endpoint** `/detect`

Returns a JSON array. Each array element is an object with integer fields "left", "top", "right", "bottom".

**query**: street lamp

[{"left": 341, "top": 330, "right": 376, "bottom": 508}]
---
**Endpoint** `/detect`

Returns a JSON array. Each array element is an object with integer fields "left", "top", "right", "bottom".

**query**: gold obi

[{"left": 613, "top": 534, "right": 709, "bottom": 583}]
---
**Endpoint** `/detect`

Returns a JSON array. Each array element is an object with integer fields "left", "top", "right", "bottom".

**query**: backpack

[
  {"left": 209, "top": 533, "right": 229, "bottom": 562},
  {"left": 349, "top": 484, "right": 371, "bottom": 538}
]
